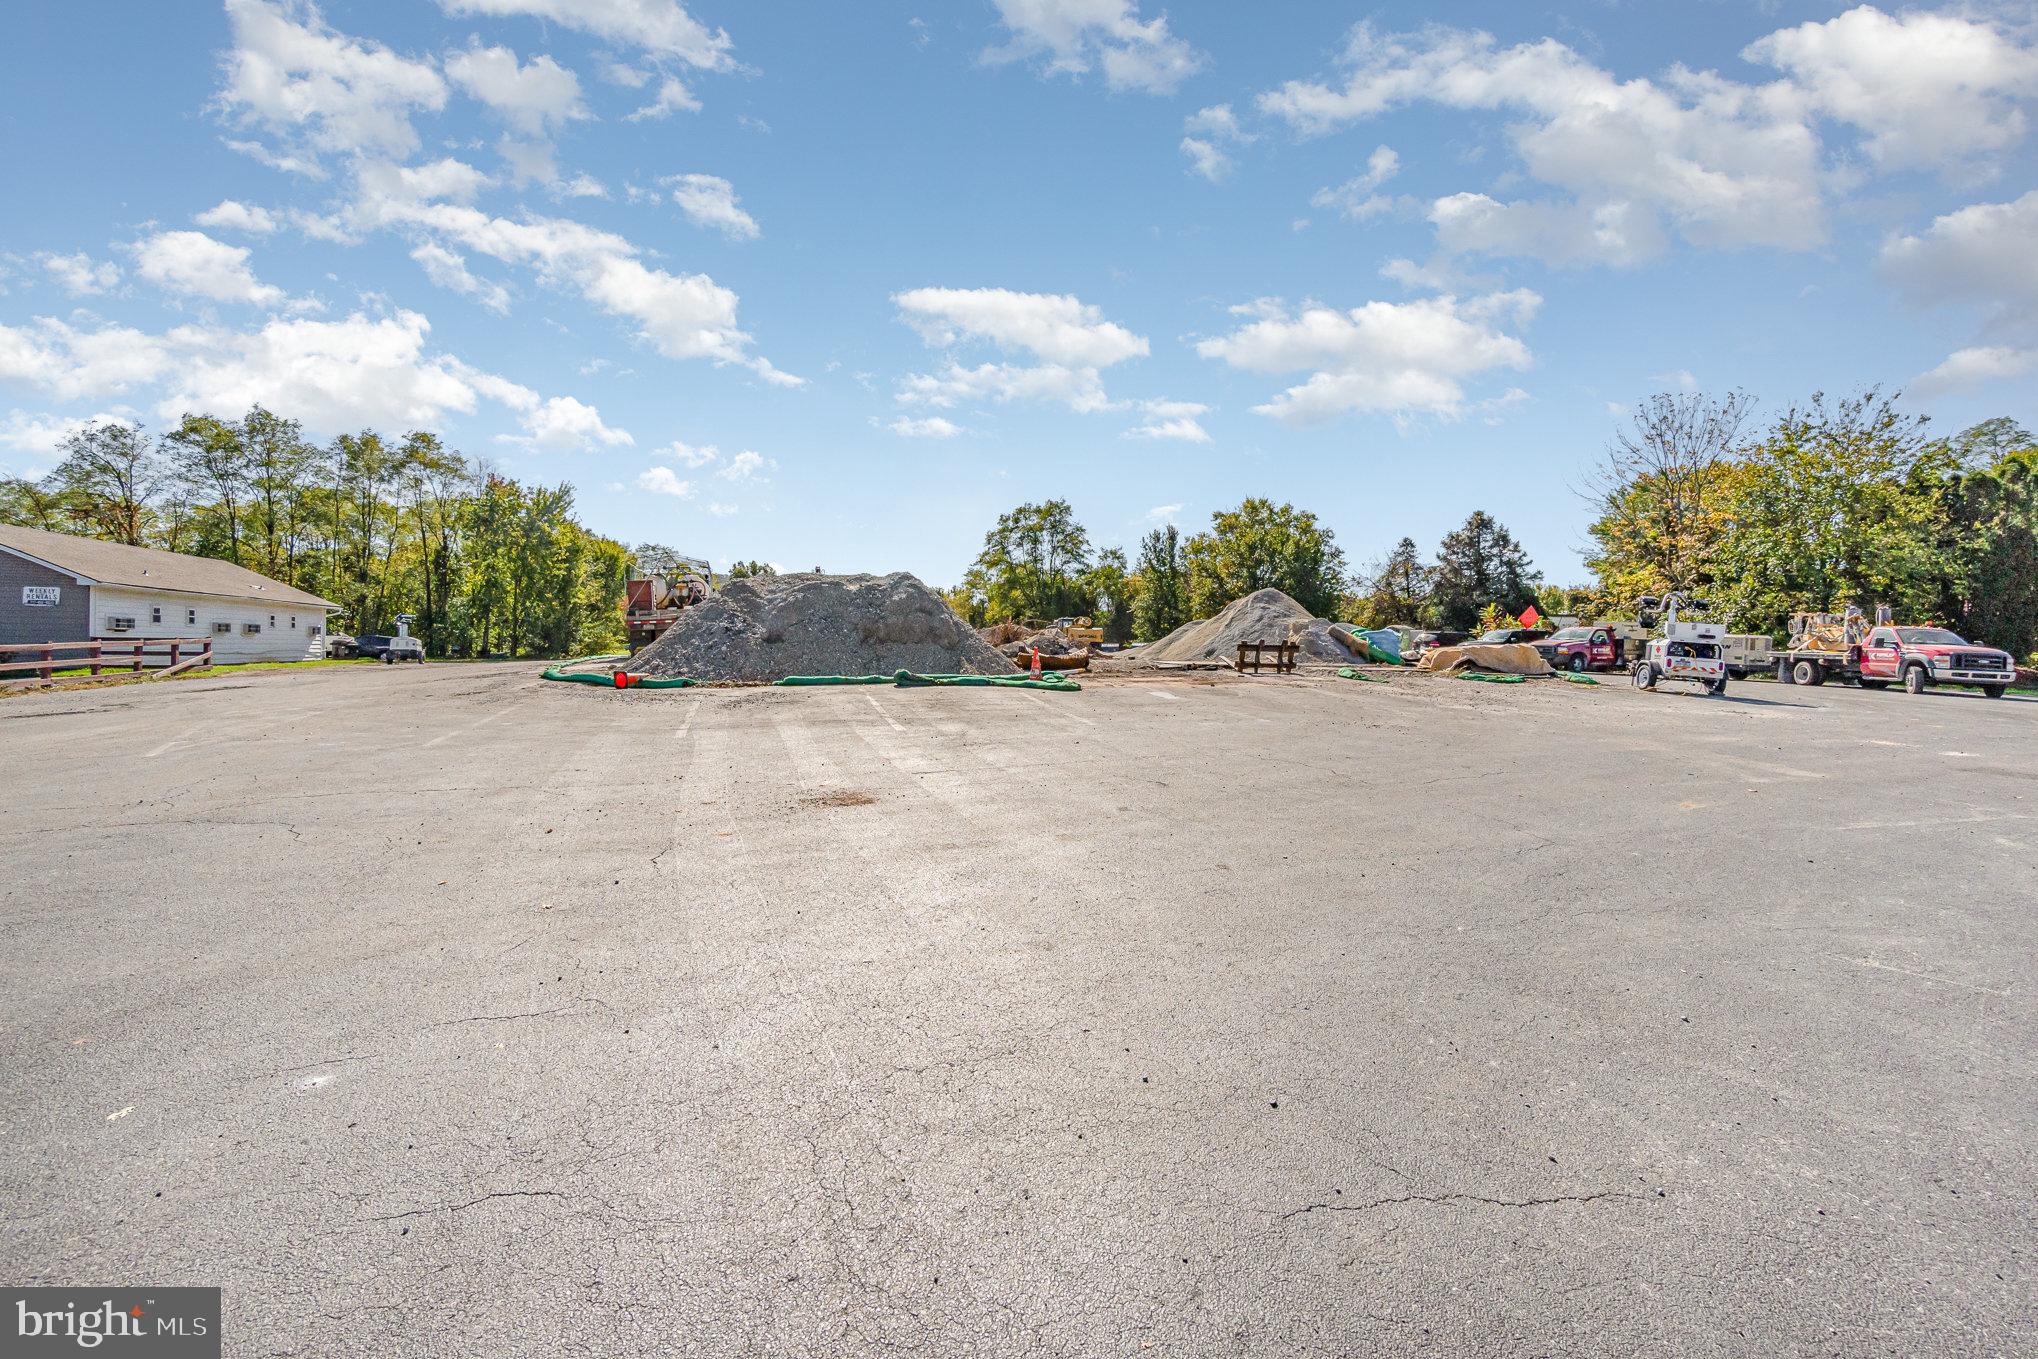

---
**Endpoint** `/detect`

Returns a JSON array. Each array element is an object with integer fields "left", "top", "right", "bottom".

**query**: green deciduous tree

[
  {"left": 970, "top": 499, "right": 1093, "bottom": 621},
  {"left": 1183, "top": 498, "right": 1347, "bottom": 618},
  {"left": 1584, "top": 391, "right": 1751, "bottom": 605},
  {"left": 1132, "top": 523, "right": 1189, "bottom": 640},
  {"left": 1081, "top": 546, "right": 1137, "bottom": 644},
  {"left": 50, "top": 421, "right": 166, "bottom": 545},
  {"left": 1932, "top": 425, "right": 2038, "bottom": 660},
  {"left": 1717, "top": 390, "right": 1952, "bottom": 637}
]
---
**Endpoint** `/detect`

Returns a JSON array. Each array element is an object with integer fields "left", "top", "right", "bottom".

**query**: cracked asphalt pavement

[{"left": 3, "top": 663, "right": 2034, "bottom": 1356}]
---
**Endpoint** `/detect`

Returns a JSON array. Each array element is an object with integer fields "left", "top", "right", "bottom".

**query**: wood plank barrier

[
  {"left": 0, "top": 638, "right": 214, "bottom": 688},
  {"left": 1236, "top": 640, "right": 1299, "bottom": 674}
]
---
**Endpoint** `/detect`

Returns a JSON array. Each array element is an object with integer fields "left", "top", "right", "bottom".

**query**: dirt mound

[
  {"left": 978, "top": 622, "right": 1039, "bottom": 648},
  {"left": 630, "top": 572, "right": 1012, "bottom": 681},
  {"left": 1102, "top": 589, "right": 1362, "bottom": 669},
  {"left": 1000, "top": 626, "right": 1084, "bottom": 658}
]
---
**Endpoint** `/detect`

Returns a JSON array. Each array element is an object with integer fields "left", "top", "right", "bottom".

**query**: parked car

[
  {"left": 352, "top": 633, "right": 425, "bottom": 663},
  {"left": 1407, "top": 629, "right": 1470, "bottom": 658},
  {"left": 1472, "top": 626, "right": 1553, "bottom": 646},
  {"left": 1533, "top": 625, "right": 1621, "bottom": 672}
]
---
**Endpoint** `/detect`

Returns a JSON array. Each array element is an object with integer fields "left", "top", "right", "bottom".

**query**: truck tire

[
  {"left": 1903, "top": 663, "right": 1929, "bottom": 695},
  {"left": 383, "top": 652, "right": 394, "bottom": 665},
  {"left": 1776, "top": 658, "right": 1794, "bottom": 684},
  {"left": 1569, "top": 653, "right": 1588, "bottom": 673},
  {"left": 1982, "top": 684, "right": 2006, "bottom": 699},
  {"left": 1708, "top": 676, "right": 1728, "bottom": 696},
  {"left": 1791, "top": 659, "right": 1823, "bottom": 687},
  {"left": 1633, "top": 660, "right": 1657, "bottom": 691}
]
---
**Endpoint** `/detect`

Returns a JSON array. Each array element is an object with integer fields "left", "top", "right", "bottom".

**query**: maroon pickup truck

[{"left": 1532, "top": 625, "right": 1622, "bottom": 673}]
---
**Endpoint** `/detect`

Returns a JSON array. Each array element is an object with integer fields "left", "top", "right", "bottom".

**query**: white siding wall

[{"left": 90, "top": 586, "right": 332, "bottom": 664}]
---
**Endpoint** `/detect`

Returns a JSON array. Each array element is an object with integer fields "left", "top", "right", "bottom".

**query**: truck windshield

[
  {"left": 1897, "top": 627, "right": 1965, "bottom": 645},
  {"left": 1548, "top": 628, "right": 1591, "bottom": 641}
]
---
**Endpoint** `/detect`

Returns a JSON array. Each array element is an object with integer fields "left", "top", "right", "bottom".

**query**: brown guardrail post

[{"left": 88, "top": 642, "right": 102, "bottom": 677}]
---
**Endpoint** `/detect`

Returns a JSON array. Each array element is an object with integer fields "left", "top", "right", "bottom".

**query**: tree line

[
  {"left": 945, "top": 393, "right": 2038, "bottom": 663},
  {"left": 0, "top": 409, "right": 630, "bottom": 658},
  {"left": 1582, "top": 391, "right": 2036, "bottom": 657},
  {"left": 943, "top": 496, "right": 1547, "bottom": 644}
]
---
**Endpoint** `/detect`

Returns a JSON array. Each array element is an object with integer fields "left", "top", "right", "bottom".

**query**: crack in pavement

[
  {"left": 1279, "top": 1189, "right": 1648, "bottom": 1221},
  {"left": 366, "top": 1190, "right": 565, "bottom": 1223}
]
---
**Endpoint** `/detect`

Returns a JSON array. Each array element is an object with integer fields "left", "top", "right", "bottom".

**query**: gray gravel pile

[
  {"left": 1099, "top": 588, "right": 1362, "bottom": 669},
  {"left": 629, "top": 572, "right": 1013, "bottom": 681}
]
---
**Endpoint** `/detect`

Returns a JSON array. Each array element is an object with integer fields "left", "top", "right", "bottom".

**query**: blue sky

[{"left": 2, "top": 2, "right": 2035, "bottom": 585}]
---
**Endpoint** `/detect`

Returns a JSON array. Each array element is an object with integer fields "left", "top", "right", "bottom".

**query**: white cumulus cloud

[
  {"left": 636, "top": 466, "right": 694, "bottom": 497},
  {"left": 38, "top": 252, "right": 121, "bottom": 296},
  {"left": 1745, "top": 6, "right": 2038, "bottom": 173},
  {"left": 716, "top": 449, "right": 773, "bottom": 482},
  {"left": 437, "top": 0, "right": 734, "bottom": 70},
  {"left": 215, "top": 0, "right": 448, "bottom": 164},
  {"left": 195, "top": 200, "right": 278, "bottom": 234},
  {"left": 346, "top": 186, "right": 798, "bottom": 385},
  {"left": 626, "top": 77, "right": 701, "bottom": 122},
  {"left": 410, "top": 242, "right": 511, "bottom": 313},
  {"left": 0, "top": 308, "right": 620, "bottom": 444},
  {"left": 1881, "top": 189, "right": 2038, "bottom": 394},
  {"left": 1196, "top": 290, "right": 1539, "bottom": 425},
  {"left": 894, "top": 287, "right": 1147, "bottom": 368},
  {"left": 445, "top": 41, "right": 588, "bottom": 135},
  {"left": 889, "top": 416, "right": 965, "bottom": 439},
  {"left": 985, "top": 0, "right": 1204, "bottom": 94},
  {"left": 130, "top": 230, "right": 283, "bottom": 305},
  {"left": 664, "top": 174, "right": 759, "bottom": 240},
  {"left": 1123, "top": 399, "right": 1211, "bottom": 442}
]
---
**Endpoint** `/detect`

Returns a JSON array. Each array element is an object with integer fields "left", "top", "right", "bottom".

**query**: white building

[{"left": 0, "top": 525, "right": 339, "bottom": 664}]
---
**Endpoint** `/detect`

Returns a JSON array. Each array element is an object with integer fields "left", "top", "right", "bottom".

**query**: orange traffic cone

[{"left": 1030, "top": 646, "right": 1042, "bottom": 679}]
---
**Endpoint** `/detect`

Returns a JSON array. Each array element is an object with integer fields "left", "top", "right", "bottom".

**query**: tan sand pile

[
  {"left": 1100, "top": 589, "right": 1362, "bottom": 669},
  {"left": 630, "top": 572, "right": 1011, "bottom": 681}
]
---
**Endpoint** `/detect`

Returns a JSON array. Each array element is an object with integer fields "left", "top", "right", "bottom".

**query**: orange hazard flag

[{"left": 1520, "top": 604, "right": 1540, "bottom": 628}]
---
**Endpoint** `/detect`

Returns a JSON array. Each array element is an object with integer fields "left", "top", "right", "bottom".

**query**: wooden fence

[{"left": 0, "top": 637, "right": 214, "bottom": 688}]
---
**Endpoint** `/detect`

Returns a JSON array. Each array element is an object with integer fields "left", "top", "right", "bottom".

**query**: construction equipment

[
  {"left": 625, "top": 560, "right": 712, "bottom": 651},
  {"left": 1055, "top": 615, "right": 1105, "bottom": 647},
  {"left": 1630, "top": 593, "right": 1728, "bottom": 695}
]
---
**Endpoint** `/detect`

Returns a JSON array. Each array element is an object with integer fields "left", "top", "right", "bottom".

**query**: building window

[
  {"left": 214, "top": 622, "right": 231, "bottom": 635},
  {"left": 269, "top": 614, "right": 277, "bottom": 627},
  {"left": 289, "top": 616, "right": 297, "bottom": 629},
  {"left": 243, "top": 623, "right": 262, "bottom": 635},
  {"left": 151, "top": 606, "right": 162, "bottom": 623},
  {"left": 187, "top": 608, "right": 197, "bottom": 625},
  {"left": 106, "top": 616, "right": 136, "bottom": 632}
]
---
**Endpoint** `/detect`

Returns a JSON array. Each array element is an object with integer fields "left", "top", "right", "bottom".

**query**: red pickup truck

[
  {"left": 1857, "top": 625, "right": 2016, "bottom": 697},
  {"left": 1532, "top": 625, "right": 1622, "bottom": 673}
]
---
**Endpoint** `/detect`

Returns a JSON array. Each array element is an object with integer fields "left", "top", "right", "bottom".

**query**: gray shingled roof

[{"left": 0, "top": 524, "right": 338, "bottom": 610}]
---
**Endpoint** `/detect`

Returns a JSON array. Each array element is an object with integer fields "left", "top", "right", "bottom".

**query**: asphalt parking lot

[{"left": 3, "top": 663, "right": 2033, "bottom": 1356}]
